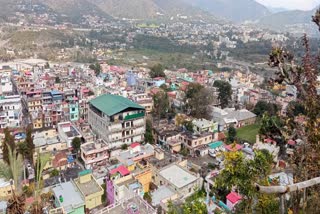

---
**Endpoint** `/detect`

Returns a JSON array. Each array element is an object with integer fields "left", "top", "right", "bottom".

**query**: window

[{"left": 189, "top": 188, "right": 191, "bottom": 193}]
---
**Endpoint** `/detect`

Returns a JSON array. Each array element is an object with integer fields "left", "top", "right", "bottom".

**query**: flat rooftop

[
  {"left": 65, "top": 126, "right": 81, "bottom": 138},
  {"left": 51, "top": 182, "right": 84, "bottom": 213},
  {"left": 151, "top": 185, "right": 176, "bottom": 206},
  {"left": 74, "top": 177, "right": 102, "bottom": 197},
  {"left": 81, "top": 141, "right": 108, "bottom": 153},
  {"left": 159, "top": 164, "right": 198, "bottom": 189},
  {"left": 100, "top": 195, "right": 155, "bottom": 214}
]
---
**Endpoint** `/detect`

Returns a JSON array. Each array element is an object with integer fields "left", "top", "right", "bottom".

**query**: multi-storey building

[
  {"left": 0, "top": 73, "right": 13, "bottom": 95},
  {"left": 81, "top": 140, "right": 109, "bottom": 169},
  {"left": 57, "top": 121, "right": 82, "bottom": 148},
  {"left": 0, "top": 95, "right": 22, "bottom": 129},
  {"left": 180, "top": 132, "right": 213, "bottom": 154},
  {"left": 131, "top": 93, "right": 153, "bottom": 115},
  {"left": 88, "top": 94, "right": 145, "bottom": 148},
  {"left": 26, "top": 90, "right": 43, "bottom": 129},
  {"left": 68, "top": 97, "right": 79, "bottom": 122}
]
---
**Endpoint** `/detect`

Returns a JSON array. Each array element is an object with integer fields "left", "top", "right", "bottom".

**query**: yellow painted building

[
  {"left": 74, "top": 170, "right": 104, "bottom": 210},
  {"left": 33, "top": 117, "right": 43, "bottom": 129},
  {"left": 135, "top": 168, "right": 152, "bottom": 192},
  {"left": 0, "top": 179, "right": 14, "bottom": 199}
]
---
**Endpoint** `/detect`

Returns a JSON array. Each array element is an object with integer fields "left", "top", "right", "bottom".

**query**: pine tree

[{"left": 24, "top": 126, "right": 35, "bottom": 163}]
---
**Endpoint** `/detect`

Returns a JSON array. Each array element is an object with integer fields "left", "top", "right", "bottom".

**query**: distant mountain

[
  {"left": 258, "top": 8, "right": 316, "bottom": 29},
  {"left": 268, "top": 7, "right": 288, "bottom": 13},
  {"left": 181, "top": 0, "right": 271, "bottom": 22},
  {"left": 88, "top": 0, "right": 219, "bottom": 21},
  {"left": 0, "top": 0, "right": 112, "bottom": 23},
  {"left": 37, "top": 0, "right": 112, "bottom": 20},
  {"left": 257, "top": 7, "right": 319, "bottom": 37}
]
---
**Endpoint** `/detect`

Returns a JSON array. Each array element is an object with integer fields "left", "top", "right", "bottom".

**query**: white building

[
  {"left": 0, "top": 95, "right": 22, "bottom": 129},
  {"left": 0, "top": 73, "right": 13, "bottom": 95},
  {"left": 57, "top": 121, "right": 82, "bottom": 148}
]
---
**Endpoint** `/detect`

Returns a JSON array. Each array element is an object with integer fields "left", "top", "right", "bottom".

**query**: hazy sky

[{"left": 256, "top": 0, "right": 320, "bottom": 10}]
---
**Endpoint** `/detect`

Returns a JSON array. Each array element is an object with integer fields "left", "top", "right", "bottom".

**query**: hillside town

[{"left": 0, "top": 56, "right": 300, "bottom": 213}]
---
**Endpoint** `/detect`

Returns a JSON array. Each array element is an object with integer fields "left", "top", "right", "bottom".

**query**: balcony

[{"left": 124, "top": 112, "right": 145, "bottom": 121}]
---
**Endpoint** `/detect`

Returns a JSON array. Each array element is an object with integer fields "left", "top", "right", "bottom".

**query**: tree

[
  {"left": 6, "top": 193, "right": 25, "bottom": 214},
  {"left": 253, "top": 101, "right": 279, "bottom": 117},
  {"left": 185, "top": 83, "right": 204, "bottom": 100},
  {"left": 55, "top": 76, "right": 61, "bottom": 83},
  {"left": 89, "top": 62, "right": 101, "bottom": 76},
  {"left": 71, "top": 137, "right": 81, "bottom": 154},
  {"left": 159, "top": 83, "right": 168, "bottom": 91},
  {"left": 17, "top": 141, "right": 28, "bottom": 161},
  {"left": 121, "top": 144, "right": 128, "bottom": 150},
  {"left": 227, "top": 126, "right": 237, "bottom": 144},
  {"left": 44, "top": 62, "right": 50, "bottom": 69},
  {"left": 185, "top": 83, "right": 213, "bottom": 119},
  {"left": 0, "top": 143, "right": 23, "bottom": 192},
  {"left": 182, "top": 199, "right": 207, "bottom": 214},
  {"left": 153, "top": 91, "right": 170, "bottom": 120},
  {"left": 32, "top": 151, "right": 51, "bottom": 213},
  {"left": 255, "top": 11, "right": 320, "bottom": 213},
  {"left": 143, "top": 192, "right": 152, "bottom": 204},
  {"left": 1, "top": 128, "right": 15, "bottom": 165},
  {"left": 24, "top": 126, "right": 35, "bottom": 163},
  {"left": 167, "top": 200, "right": 179, "bottom": 214},
  {"left": 50, "top": 169, "right": 59, "bottom": 177},
  {"left": 259, "top": 114, "right": 286, "bottom": 157},
  {"left": 149, "top": 63, "right": 165, "bottom": 78},
  {"left": 213, "top": 80, "right": 232, "bottom": 109},
  {"left": 179, "top": 147, "right": 189, "bottom": 157},
  {"left": 212, "top": 150, "right": 277, "bottom": 213},
  {"left": 144, "top": 119, "right": 153, "bottom": 144},
  {"left": 182, "top": 120, "right": 194, "bottom": 132},
  {"left": 286, "top": 101, "right": 305, "bottom": 117}
]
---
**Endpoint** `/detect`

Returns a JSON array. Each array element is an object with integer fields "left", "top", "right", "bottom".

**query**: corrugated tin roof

[{"left": 89, "top": 94, "right": 144, "bottom": 116}]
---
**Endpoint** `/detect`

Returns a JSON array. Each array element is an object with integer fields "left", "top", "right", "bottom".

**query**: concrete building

[
  {"left": 81, "top": 140, "right": 109, "bottom": 169},
  {"left": 33, "top": 129, "right": 67, "bottom": 154},
  {"left": 57, "top": 122, "right": 82, "bottom": 148},
  {"left": 0, "top": 95, "right": 22, "bottom": 129},
  {"left": 0, "top": 179, "right": 14, "bottom": 199},
  {"left": 97, "top": 194, "right": 156, "bottom": 214},
  {"left": 88, "top": 94, "right": 145, "bottom": 148},
  {"left": 192, "top": 118, "right": 218, "bottom": 134},
  {"left": 74, "top": 170, "right": 104, "bottom": 210},
  {"left": 0, "top": 73, "right": 13, "bottom": 95},
  {"left": 154, "top": 164, "right": 203, "bottom": 199},
  {"left": 68, "top": 97, "right": 79, "bottom": 122},
  {"left": 180, "top": 132, "right": 213, "bottom": 154},
  {"left": 51, "top": 181, "right": 85, "bottom": 214},
  {"left": 132, "top": 93, "right": 153, "bottom": 115},
  {"left": 26, "top": 90, "right": 43, "bottom": 129},
  {"left": 212, "top": 107, "right": 256, "bottom": 131}
]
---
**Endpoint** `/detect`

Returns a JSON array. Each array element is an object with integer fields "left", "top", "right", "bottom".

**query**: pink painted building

[{"left": 226, "top": 192, "right": 242, "bottom": 210}]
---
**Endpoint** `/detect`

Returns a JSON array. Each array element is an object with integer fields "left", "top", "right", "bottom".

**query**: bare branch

[{"left": 255, "top": 177, "right": 320, "bottom": 194}]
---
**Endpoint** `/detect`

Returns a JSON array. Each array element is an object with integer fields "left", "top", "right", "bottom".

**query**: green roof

[
  {"left": 124, "top": 112, "right": 145, "bottom": 121},
  {"left": 79, "top": 169, "right": 92, "bottom": 177},
  {"left": 209, "top": 141, "right": 223, "bottom": 149},
  {"left": 90, "top": 94, "right": 144, "bottom": 116}
]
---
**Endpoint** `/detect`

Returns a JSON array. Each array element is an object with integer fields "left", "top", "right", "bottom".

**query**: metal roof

[{"left": 89, "top": 94, "right": 144, "bottom": 116}]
